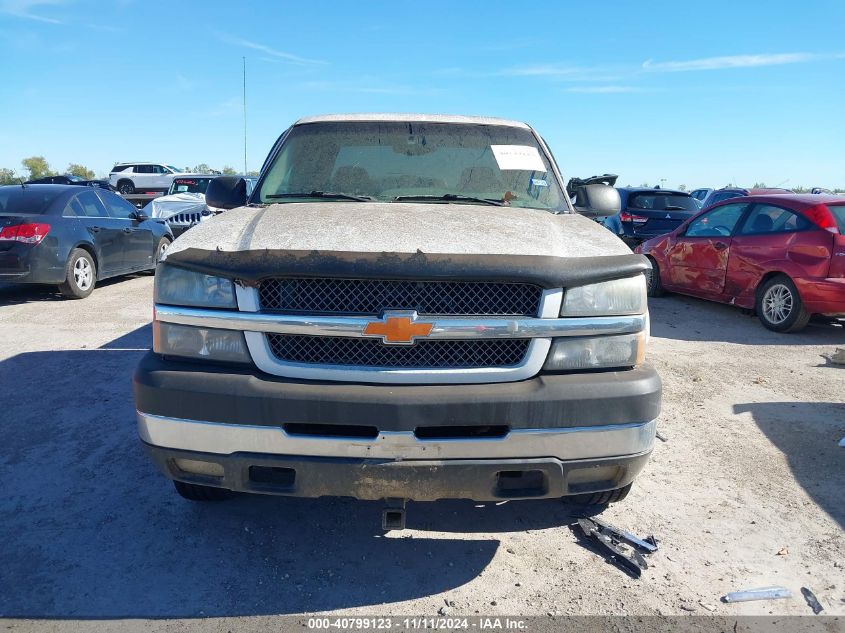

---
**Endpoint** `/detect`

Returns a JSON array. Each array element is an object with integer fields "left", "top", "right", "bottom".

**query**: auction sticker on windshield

[{"left": 490, "top": 145, "right": 545, "bottom": 171}]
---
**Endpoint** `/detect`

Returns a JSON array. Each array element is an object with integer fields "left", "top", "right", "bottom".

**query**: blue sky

[{"left": 0, "top": 0, "right": 843, "bottom": 188}]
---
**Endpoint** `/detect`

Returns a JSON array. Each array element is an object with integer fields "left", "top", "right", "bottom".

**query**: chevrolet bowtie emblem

[{"left": 363, "top": 311, "right": 434, "bottom": 345}]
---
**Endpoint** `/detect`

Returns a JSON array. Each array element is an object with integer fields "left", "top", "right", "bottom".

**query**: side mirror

[
  {"left": 131, "top": 210, "right": 149, "bottom": 222},
  {"left": 572, "top": 183, "right": 621, "bottom": 218},
  {"left": 206, "top": 176, "right": 248, "bottom": 210}
]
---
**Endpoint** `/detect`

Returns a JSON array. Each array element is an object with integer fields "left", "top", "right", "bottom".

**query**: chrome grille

[
  {"left": 267, "top": 335, "right": 530, "bottom": 369},
  {"left": 169, "top": 212, "right": 204, "bottom": 225},
  {"left": 258, "top": 278, "right": 543, "bottom": 316}
]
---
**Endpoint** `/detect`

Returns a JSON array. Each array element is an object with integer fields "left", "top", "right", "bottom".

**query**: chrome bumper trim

[
  {"left": 137, "top": 411, "right": 656, "bottom": 461},
  {"left": 154, "top": 304, "right": 646, "bottom": 339}
]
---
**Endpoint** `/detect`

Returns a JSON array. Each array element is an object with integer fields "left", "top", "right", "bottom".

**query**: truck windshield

[{"left": 255, "top": 121, "right": 566, "bottom": 211}]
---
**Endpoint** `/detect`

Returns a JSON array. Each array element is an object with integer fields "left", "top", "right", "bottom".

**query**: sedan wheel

[
  {"left": 762, "top": 284, "right": 792, "bottom": 325},
  {"left": 74, "top": 257, "right": 94, "bottom": 291},
  {"left": 755, "top": 275, "right": 811, "bottom": 333},
  {"left": 58, "top": 248, "right": 97, "bottom": 299}
]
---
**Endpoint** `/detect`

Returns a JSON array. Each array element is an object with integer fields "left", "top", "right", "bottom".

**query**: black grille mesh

[
  {"left": 267, "top": 335, "right": 530, "bottom": 369},
  {"left": 258, "top": 278, "right": 542, "bottom": 316}
]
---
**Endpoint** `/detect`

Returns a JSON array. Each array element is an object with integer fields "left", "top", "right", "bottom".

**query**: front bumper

[
  {"left": 134, "top": 354, "right": 660, "bottom": 501},
  {"left": 133, "top": 353, "right": 661, "bottom": 430},
  {"left": 143, "top": 442, "right": 652, "bottom": 502}
]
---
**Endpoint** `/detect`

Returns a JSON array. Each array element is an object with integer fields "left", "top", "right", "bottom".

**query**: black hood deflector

[{"left": 164, "top": 248, "right": 650, "bottom": 289}]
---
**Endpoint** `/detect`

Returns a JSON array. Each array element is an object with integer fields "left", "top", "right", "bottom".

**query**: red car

[{"left": 636, "top": 194, "right": 845, "bottom": 332}]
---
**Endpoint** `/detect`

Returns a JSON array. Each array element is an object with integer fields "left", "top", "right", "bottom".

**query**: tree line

[{"left": 0, "top": 156, "right": 257, "bottom": 185}]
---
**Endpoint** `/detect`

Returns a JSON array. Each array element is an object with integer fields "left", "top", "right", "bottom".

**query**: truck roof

[{"left": 294, "top": 113, "right": 531, "bottom": 129}]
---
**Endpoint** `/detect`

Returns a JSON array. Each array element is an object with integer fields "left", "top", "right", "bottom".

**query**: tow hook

[{"left": 382, "top": 498, "right": 407, "bottom": 531}]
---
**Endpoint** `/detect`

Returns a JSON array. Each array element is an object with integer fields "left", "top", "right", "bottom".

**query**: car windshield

[
  {"left": 166, "top": 165, "right": 182, "bottom": 173},
  {"left": 169, "top": 178, "right": 214, "bottom": 195},
  {"left": 0, "top": 186, "right": 63, "bottom": 214},
  {"left": 628, "top": 192, "right": 698, "bottom": 211},
  {"left": 255, "top": 121, "right": 565, "bottom": 211}
]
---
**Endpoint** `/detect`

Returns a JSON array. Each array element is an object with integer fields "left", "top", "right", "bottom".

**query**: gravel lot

[{"left": 0, "top": 274, "right": 842, "bottom": 630}]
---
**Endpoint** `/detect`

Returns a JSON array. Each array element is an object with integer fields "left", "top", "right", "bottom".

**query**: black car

[
  {"left": 0, "top": 184, "right": 173, "bottom": 298},
  {"left": 25, "top": 174, "right": 115, "bottom": 191},
  {"left": 602, "top": 188, "right": 700, "bottom": 247}
]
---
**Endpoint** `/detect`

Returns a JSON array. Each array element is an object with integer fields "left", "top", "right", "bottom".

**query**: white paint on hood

[{"left": 166, "top": 202, "right": 630, "bottom": 258}]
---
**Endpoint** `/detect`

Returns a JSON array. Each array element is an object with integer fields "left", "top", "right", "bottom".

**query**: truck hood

[{"left": 166, "top": 202, "right": 630, "bottom": 258}]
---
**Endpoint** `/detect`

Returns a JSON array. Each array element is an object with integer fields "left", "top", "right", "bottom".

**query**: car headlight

[
  {"left": 543, "top": 332, "right": 645, "bottom": 371},
  {"left": 561, "top": 275, "right": 646, "bottom": 316},
  {"left": 155, "top": 265, "right": 236, "bottom": 308},
  {"left": 153, "top": 322, "right": 250, "bottom": 363}
]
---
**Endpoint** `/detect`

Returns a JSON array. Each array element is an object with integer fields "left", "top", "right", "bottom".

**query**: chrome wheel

[
  {"left": 762, "top": 283, "right": 793, "bottom": 325},
  {"left": 74, "top": 257, "right": 93, "bottom": 291}
]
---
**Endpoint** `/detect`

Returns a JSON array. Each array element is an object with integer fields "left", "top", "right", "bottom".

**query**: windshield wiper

[
  {"left": 265, "top": 191, "right": 373, "bottom": 202},
  {"left": 392, "top": 194, "right": 505, "bottom": 206}
]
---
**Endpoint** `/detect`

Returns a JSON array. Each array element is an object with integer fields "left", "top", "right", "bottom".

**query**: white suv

[{"left": 109, "top": 163, "right": 185, "bottom": 195}]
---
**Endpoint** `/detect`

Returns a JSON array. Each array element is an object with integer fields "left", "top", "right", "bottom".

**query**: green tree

[
  {"left": 193, "top": 163, "right": 212, "bottom": 173},
  {"left": 67, "top": 163, "right": 95, "bottom": 179},
  {"left": 752, "top": 181, "right": 767, "bottom": 188},
  {"left": 246, "top": 170, "right": 260, "bottom": 177},
  {"left": 221, "top": 165, "right": 237, "bottom": 175},
  {"left": 677, "top": 184, "right": 687, "bottom": 191},
  {"left": 0, "top": 168, "right": 18, "bottom": 185},
  {"left": 21, "top": 156, "right": 54, "bottom": 180}
]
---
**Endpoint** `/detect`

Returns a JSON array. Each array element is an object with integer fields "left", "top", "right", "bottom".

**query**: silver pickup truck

[{"left": 133, "top": 113, "right": 660, "bottom": 528}]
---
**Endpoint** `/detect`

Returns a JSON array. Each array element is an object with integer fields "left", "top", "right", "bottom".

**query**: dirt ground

[{"left": 0, "top": 275, "right": 842, "bottom": 630}]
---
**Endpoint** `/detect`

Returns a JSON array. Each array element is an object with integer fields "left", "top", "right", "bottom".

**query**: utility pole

[{"left": 243, "top": 56, "right": 248, "bottom": 175}]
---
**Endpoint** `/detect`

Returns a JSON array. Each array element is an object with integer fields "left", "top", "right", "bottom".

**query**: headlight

[
  {"left": 543, "top": 333, "right": 645, "bottom": 371},
  {"left": 561, "top": 275, "right": 646, "bottom": 316},
  {"left": 153, "top": 322, "right": 250, "bottom": 363},
  {"left": 155, "top": 265, "right": 236, "bottom": 308}
]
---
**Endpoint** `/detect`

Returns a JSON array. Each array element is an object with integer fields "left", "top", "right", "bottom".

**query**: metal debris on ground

[
  {"left": 655, "top": 431, "right": 669, "bottom": 442},
  {"left": 801, "top": 587, "right": 824, "bottom": 614},
  {"left": 722, "top": 586, "right": 792, "bottom": 603},
  {"left": 577, "top": 517, "right": 658, "bottom": 578}
]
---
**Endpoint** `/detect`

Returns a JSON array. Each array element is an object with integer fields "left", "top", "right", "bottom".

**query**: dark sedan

[
  {"left": 602, "top": 188, "right": 701, "bottom": 247},
  {"left": 25, "top": 174, "right": 115, "bottom": 191},
  {"left": 0, "top": 184, "right": 173, "bottom": 298}
]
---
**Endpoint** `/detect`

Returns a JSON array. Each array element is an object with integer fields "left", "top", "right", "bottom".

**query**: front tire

[
  {"left": 117, "top": 179, "right": 135, "bottom": 195},
  {"left": 756, "top": 275, "right": 810, "bottom": 333},
  {"left": 645, "top": 257, "right": 665, "bottom": 297},
  {"left": 58, "top": 248, "right": 96, "bottom": 299},
  {"left": 173, "top": 480, "right": 231, "bottom": 501}
]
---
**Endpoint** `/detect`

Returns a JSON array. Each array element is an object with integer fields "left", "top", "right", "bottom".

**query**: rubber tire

[
  {"left": 58, "top": 248, "right": 96, "bottom": 299},
  {"left": 117, "top": 179, "right": 135, "bottom": 195},
  {"left": 645, "top": 257, "right": 665, "bottom": 297},
  {"left": 755, "top": 275, "right": 811, "bottom": 333},
  {"left": 154, "top": 236, "right": 171, "bottom": 266},
  {"left": 567, "top": 483, "right": 632, "bottom": 506},
  {"left": 173, "top": 480, "right": 232, "bottom": 501}
]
